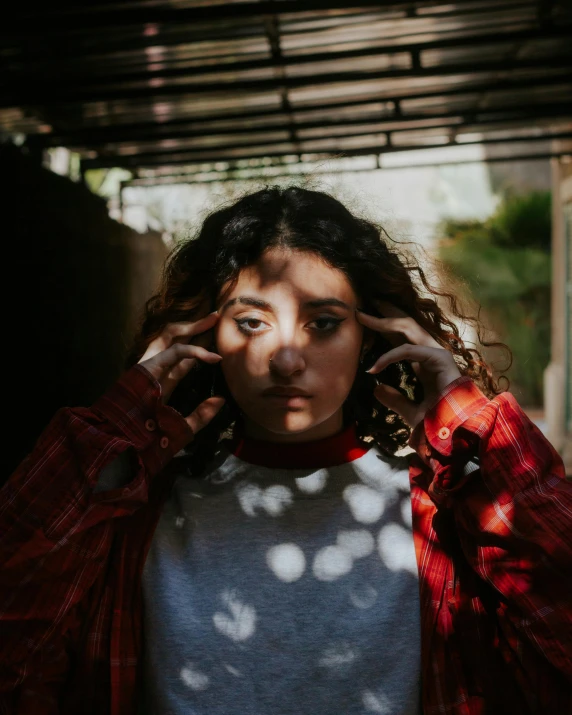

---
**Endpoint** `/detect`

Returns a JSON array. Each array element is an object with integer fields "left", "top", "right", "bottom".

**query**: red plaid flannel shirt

[{"left": 1, "top": 364, "right": 571, "bottom": 714}]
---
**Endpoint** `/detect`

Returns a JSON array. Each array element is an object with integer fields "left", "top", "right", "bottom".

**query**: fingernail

[{"left": 209, "top": 310, "right": 219, "bottom": 316}]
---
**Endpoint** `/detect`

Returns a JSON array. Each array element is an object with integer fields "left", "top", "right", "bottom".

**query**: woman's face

[{"left": 214, "top": 247, "right": 367, "bottom": 442}]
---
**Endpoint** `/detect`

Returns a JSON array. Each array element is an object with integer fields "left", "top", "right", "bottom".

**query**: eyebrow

[{"left": 220, "top": 296, "right": 351, "bottom": 313}]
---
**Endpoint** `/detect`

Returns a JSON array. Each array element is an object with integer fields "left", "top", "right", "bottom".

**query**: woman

[{"left": 1, "top": 186, "right": 570, "bottom": 714}]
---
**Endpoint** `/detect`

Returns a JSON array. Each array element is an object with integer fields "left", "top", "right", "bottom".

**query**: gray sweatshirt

[{"left": 139, "top": 439, "right": 421, "bottom": 715}]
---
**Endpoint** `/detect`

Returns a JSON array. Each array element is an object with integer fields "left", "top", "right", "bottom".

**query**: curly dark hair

[{"left": 126, "top": 185, "right": 511, "bottom": 475}]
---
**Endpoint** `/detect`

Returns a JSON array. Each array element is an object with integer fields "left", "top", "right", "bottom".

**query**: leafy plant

[{"left": 437, "top": 191, "right": 551, "bottom": 406}]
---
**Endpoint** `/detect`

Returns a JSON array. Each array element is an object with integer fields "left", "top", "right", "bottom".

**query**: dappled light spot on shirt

[
  {"left": 295, "top": 470, "right": 327, "bottom": 494},
  {"left": 180, "top": 662, "right": 210, "bottom": 691},
  {"left": 337, "top": 529, "right": 375, "bottom": 560},
  {"left": 262, "top": 485, "right": 294, "bottom": 516},
  {"left": 362, "top": 688, "right": 392, "bottom": 713},
  {"left": 318, "top": 641, "right": 358, "bottom": 672},
  {"left": 234, "top": 482, "right": 262, "bottom": 516},
  {"left": 234, "top": 481, "right": 293, "bottom": 517},
  {"left": 400, "top": 497, "right": 413, "bottom": 528},
  {"left": 212, "top": 588, "right": 257, "bottom": 642},
  {"left": 343, "top": 484, "right": 386, "bottom": 524},
  {"left": 349, "top": 582, "right": 378, "bottom": 609},
  {"left": 313, "top": 544, "right": 353, "bottom": 581},
  {"left": 223, "top": 663, "right": 243, "bottom": 678},
  {"left": 377, "top": 524, "right": 418, "bottom": 576},
  {"left": 266, "top": 542, "right": 306, "bottom": 582}
]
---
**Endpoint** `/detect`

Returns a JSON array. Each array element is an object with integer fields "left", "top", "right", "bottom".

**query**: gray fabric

[
  {"left": 92, "top": 447, "right": 136, "bottom": 493},
  {"left": 141, "top": 444, "right": 422, "bottom": 715}
]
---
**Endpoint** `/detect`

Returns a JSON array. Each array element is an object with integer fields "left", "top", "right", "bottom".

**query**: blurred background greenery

[{"left": 437, "top": 190, "right": 551, "bottom": 407}]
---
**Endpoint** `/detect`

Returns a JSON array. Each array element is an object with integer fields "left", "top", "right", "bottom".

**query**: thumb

[{"left": 373, "top": 382, "right": 413, "bottom": 422}]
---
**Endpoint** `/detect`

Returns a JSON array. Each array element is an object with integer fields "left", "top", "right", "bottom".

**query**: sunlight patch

[
  {"left": 235, "top": 481, "right": 293, "bottom": 517},
  {"left": 400, "top": 498, "right": 413, "bottom": 528},
  {"left": 318, "top": 641, "right": 357, "bottom": 669},
  {"left": 349, "top": 582, "right": 378, "bottom": 609},
  {"left": 343, "top": 484, "right": 386, "bottom": 524},
  {"left": 223, "top": 663, "right": 243, "bottom": 678},
  {"left": 377, "top": 524, "right": 418, "bottom": 576},
  {"left": 262, "top": 485, "right": 293, "bottom": 516},
  {"left": 337, "top": 529, "right": 375, "bottom": 559},
  {"left": 212, "top": 588, "right": 257, "bottom": 642},
  {"left": 180, "top": 662, "right": 210, "bottom": 691},
  {"left": 266, "top": 543, "right": 306, "bottom": 582},
  {"left": 362, "top": 689, "right": 391, "bottom": 713},
  {"left": 313, "top": 544, "right": 353, "bottom": 581},
  {"left": 235, "top": 482, "right": 262, "bottom": 517},
  {"left": 295, "top": 471, "right": 327, "bottom": 494}
]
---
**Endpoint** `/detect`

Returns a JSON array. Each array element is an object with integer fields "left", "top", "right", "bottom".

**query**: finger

[
  {"left": 140, "top": 343, "right": 222, "bottom": 380},
  {"left": 356, "top": 310, "right": 441, "bottom": 350},
  {"left": 147, "top": 343, "right": 223, "bottom": 403},
  {"left": 366, "top": 344, "right": 444, "bottom": 375},
  {"left": 373, "top": 382, "right": 414, "bottom": 418},
  {"left": 158, "top": 355, "right": 205, "bottom": 400},
  {"left": 164, "top": 311, "right": 219, "bottom": 341},
  {"left": 373, "top": 299, "right": 408, "bottom": 317},
  {"left": 139, "top": 312, "right": 220, "bottom": 362},
  {"left": 185, "top": 396, "right": 226, "bottom": 435},
  {"left": 157, "top": 342, "right": 222, "bottom": 370}
]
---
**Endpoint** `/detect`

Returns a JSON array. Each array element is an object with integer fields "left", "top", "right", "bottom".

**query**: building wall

[
  {"left": 1, "top": 143, "right": 168, "bottom": 479},
  {"left": 545, "top": 144, "right": 572, "bottom": 475}
]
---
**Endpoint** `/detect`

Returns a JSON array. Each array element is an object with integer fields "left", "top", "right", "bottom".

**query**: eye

[
  {"left": 234, "top": 317, "right": 268, "bottom": 335},
  {"left": 310, "top": 317, "right": 345, "bottom": 333}
]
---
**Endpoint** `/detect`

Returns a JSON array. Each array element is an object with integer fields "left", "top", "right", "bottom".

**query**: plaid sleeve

[
  {"left": 0, "top": 363, "right": 194, "bottom": 698},
  {"left": 410, "top": 376, "right": 572, "bottom": 681}
]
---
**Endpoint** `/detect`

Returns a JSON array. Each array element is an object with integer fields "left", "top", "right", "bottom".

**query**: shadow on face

[{"left": 214, "top": 247, "right": 371, "bottom": 443}]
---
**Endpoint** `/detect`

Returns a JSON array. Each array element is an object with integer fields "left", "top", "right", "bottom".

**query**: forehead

[{"left": 223, "top": 247, "right": 356, "bottom": 301}]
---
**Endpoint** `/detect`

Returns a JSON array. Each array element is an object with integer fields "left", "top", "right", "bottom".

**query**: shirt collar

[{"left": 224, "top": 421, "right": 369, "bottom": 469}]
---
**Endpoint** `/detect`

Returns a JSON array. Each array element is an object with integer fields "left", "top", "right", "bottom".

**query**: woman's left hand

[{"left": 356, "top": 300, "right": 463, "bottom": 430}]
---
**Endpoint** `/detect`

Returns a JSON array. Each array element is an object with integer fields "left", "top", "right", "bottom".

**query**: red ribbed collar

[{"left": 224, "top": 422, "right": 369, "bottom": 469}]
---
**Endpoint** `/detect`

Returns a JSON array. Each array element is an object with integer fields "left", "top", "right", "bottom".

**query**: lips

[{"left": 262, "top": 387, "right": 312, "bottom": 397}]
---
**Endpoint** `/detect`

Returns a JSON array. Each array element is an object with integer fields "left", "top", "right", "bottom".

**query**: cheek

[
  {"left": 313, "top": 330, "right": 362, "bottom": 399},
  {"left": 216, "top": 325, "right": 264, "bottom": 388},
  {"left": 320, "top": 327, "right": 361, "bottom": 370}
]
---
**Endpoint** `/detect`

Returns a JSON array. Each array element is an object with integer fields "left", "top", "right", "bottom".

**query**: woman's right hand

[{"left": 137, "top": 311, "right": 225, "bottom": 436}]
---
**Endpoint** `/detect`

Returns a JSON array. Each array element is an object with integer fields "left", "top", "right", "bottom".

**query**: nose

[{"left": 268, "top": 346, "right": 306, "bottom": 377}]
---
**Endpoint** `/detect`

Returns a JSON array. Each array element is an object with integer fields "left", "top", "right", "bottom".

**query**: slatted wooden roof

[{"left": 3, "top": 0, "right": 572, "bottom": 183}]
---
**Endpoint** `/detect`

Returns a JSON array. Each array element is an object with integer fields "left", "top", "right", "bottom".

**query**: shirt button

[
  {"left": 145, "top": 419, "right": 156, "bottom": 432},
  {"left": 160, "top": 436, "right": 169, "bottom": 449},
  {"left": 438, "top": 427, "right": 450, "bottom": 440}
]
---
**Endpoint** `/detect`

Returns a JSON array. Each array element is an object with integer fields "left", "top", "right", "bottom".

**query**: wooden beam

[
  {"left": 7, "top": 26, "right": 568, "bottom": 95},
  {"left": 40, "top": 73, "right": 571, "bottom": 147},
  {"left": 82, "top": 130, "right": 572, "bottom": 169},
  {"left": 44, "top": 102, "right": 572, "bottom": 151},
  {"left": 4, "top": 55, "right": 571, "bottom": 108},
  {"left": 4, "top": 0, "right": 490, "bottom": 34},
  {"left": 120, "top": 150, "right": 572, "bottom": 186},
  {"left": 3, "top": 1, "right": 539, "bottom": 60}
]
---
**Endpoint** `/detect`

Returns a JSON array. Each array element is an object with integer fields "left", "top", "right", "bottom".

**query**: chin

[
  {"left": 263, "top": 413, "right": 315, "bottom": 434},
  {"left": 257, "top": 406, "right": 340, "bottom": 439}
]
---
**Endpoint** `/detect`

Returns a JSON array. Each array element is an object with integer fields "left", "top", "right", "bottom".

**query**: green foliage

[
  {"left": 489, "top": 190, "right": 551, "bottom": 252},
  {"left": 438, "top": 191, "right": 551, "bottom": 406}
]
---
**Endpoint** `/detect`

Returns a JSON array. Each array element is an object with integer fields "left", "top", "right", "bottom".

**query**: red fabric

[
  {"left": 1, "top": 364, "right": 571, "bottom": 714},
  {"left": 226, "top": 420, "right": 369, "bottom": 468}
]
